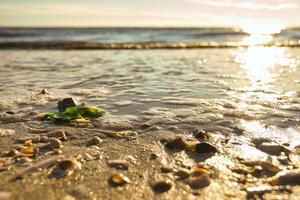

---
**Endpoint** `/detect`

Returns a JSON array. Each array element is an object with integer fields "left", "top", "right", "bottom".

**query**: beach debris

[
  {"left": 49, "top": 159, "right": 81, "bottom": 179},
  {"left": 10, "top": 156, "right": 62, "bottom": 181},
  {"left": 192, "top": 129, "right": 210, "bottom": 141},
  {"left": 0, "top": 191, "right": 11, "bottom": 200},
  {"left": 270, "top": 169, "right": 300, "bottom": 186},
  {"left": 43, "top": 103, "right": 105, "bottom": 123},
  {"left": 58, "top": 98, "right": 76, "bottom": 112},
  {"left": 256, "top": 142, "right": 290, "bottom": 155},
  {"left": 185, "top": 174, "right": 211, "bottom": 189},
  {"left": 0, "top": 128, "right": 15, "bottom": 137},
  {"left": 152, "top": 181, "right": 173, "bottom": 193},
  {"left": 107, "top": 160, "right": 130, "bottom": 170},
  {"left": 174, "top": 169, "right": 190, "bottom": 180},
  {"left": 165, "top": 137, "right": 187, "bottom": 150},
  {"left": 88, "top": 136, "right": 102, "bottom": 146},
  {"left": 195, "top": 142, "right": 218, "bottom": 154},
  {"left": 48, "top": 138, "right": 62, "bottom": 150},
  {"left": 109, "top": 173, "right": 130, "bottom": 187}
]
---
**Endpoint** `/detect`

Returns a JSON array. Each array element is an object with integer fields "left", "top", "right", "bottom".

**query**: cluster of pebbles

[{"left": 0, "top": 97, "right": 300, "bottom": 199}]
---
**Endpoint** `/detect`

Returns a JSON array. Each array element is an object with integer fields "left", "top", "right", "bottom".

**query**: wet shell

[
  {"left": 19, "top": 146, "right": 38, "bottom": 157},
  {"left": 152, "top": 181, "right": 172, "bottom": 193},
  {"left": 191, "top": 166, "right": 209, "bottom": 176},
  {"left": 165, "top": 138, "right": 187, "bottom": 150},
  {"left": 185, "top": 174, "right": 211, "bottom": 189},
  {"left": 107, "top": 160, "right": 130, "bottom": 170},
  {"left": 109, "top": 174, "right": 130, "bottom": 187},
  {"left": 195, "top": 142, "right": 218, "bottom": 154}
]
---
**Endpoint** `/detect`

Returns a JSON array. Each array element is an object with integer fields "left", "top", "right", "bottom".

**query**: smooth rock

[
  {"left": 256, "top": 142, "right": 290, "bottom": 155},
  {"left": 48, "top": 138, "right": 62, "bottom": 149},
  {"left": 89, "top": 136, "right": 102, "bottom": 146},
  {"left": 270, "top": 169, "right": 300, "bottom": 186},
  {"left": 165, "top": 138, "right": 187, "bottom": 150},
  {"left": 195, "top": 142, "right": 218, "bottom": 154},
  {"left": 152, "top": 181, "right": 172, "bottom": 193},
  {"left": 185, "top": 174, "right": 211, "bottom": 189}
]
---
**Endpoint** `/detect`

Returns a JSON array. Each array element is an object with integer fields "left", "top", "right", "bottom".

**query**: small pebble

[
  {"left": 185, "top": 175, "right": 211, "bottom": 189},
  {"left": 152, "top": 181, "right": 172, "bottom": 193},
  {"left": 270, "top": 169, "right": 300, "bottom": 186},
  {"left": 165, "top": 138, "right": 187, "bottom": 150},
  {"left": 48, "top": 138, "right": 62, "bottom": 149},
  {"left": 89, "top": 136, "right": 102, "bottom": 146},
  {"left": 175, "top": 170, "right": 190, "bottom": 180},
  {"left": 195, "top": 142, "right": 218, "bottom": 154}
]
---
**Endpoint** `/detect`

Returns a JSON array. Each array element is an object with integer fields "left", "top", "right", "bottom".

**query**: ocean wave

[{"left": 1, "top": 40, "right": 300, "bottom": 49}]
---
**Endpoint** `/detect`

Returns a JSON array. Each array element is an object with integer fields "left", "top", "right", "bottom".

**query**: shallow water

[{"left": 1, "top": 45, "right": 300, "bottom": 149}]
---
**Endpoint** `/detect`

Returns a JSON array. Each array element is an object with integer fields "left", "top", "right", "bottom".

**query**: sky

[{"left": 0, "top": 0, "right": 299, "bottom": 27}]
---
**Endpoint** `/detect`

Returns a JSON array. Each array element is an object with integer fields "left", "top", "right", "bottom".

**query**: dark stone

[
  {"left": 152, "top": 181, "right": 172, "bottom": 193},
  {"left": 57, "top": 98, "right": 76, "bottom": 112},
  {"left": 165, "top": 138, "right": 187, "bottom": 150},
  {"left": 195, "top": 142, "right": 218, "bottom": 154}
]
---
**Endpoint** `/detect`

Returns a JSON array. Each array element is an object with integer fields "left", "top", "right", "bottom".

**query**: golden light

[
  {"left": 240, "top": 23, "right": 283, "bottom": 35},
  {"left": 242, "top": 35, "right": 272, "bottom": 46},
  {"left": 240, "top": 22, "right": 284, "bottom": 46}
]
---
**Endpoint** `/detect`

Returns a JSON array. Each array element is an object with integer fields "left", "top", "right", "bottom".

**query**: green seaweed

[{"left": 43, "top": 105, "right": 105, "bottom": 123}]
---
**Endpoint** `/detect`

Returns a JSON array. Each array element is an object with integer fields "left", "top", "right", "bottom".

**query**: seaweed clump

[{"left": 43, "top": 98, "right": 105, "bottom": 123}]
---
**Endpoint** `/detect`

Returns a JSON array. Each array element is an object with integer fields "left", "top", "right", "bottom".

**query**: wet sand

[
  {"left": 0, "top": 48, "right": 300, "bottom": 199},
  {"left": 0, "top": 89, "right": 300, "bottom": 200}
]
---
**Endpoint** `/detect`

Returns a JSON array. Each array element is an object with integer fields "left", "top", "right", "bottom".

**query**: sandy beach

[{"left": 0, "top": 45, "right": 300, "bottom": 199}]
